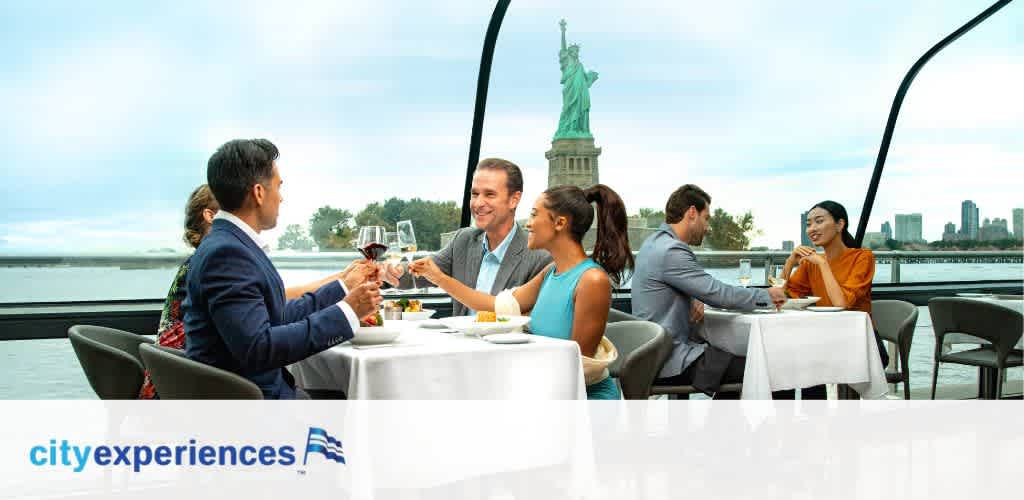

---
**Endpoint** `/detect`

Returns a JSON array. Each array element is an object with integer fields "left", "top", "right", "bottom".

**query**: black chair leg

[
  {"left": 902, "top": 374, "right": 910, "bottom": 400},
  {"left": 930, "top": 361, "right": 940, "bottom": 400},
  {"left": 995, "top": 368, "right": 1004, "bottom": 400}
]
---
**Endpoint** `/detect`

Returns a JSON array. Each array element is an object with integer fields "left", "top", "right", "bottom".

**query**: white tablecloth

[
  {"left": 289, "top": 325, "right": 587, "bottom": 399},
  {"left": 942, "top": 298, "right": 1023, "bottom": 350},
  {"left": 699, "top": 309, "right": 889, "bottom": 400}
]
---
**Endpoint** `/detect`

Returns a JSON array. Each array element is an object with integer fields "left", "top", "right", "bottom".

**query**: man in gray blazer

[
  {"left": 632, "top": 184, "right": 786, "bottom": 396},
  {"left": 413, "top": 158, "right": 551, "bottom": 317}
]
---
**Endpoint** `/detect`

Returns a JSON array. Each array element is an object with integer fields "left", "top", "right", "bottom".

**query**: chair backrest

[
  {"left": 604, "top": 320, "right": 670, "bottom": 399},
  {"left": 607, "top": 308, "right": 638, "bottom": 323},
  {"left": 139, "top": 343, "right": 263, "bottom": 400},
  {"left": 928, "top": 297, "right": 1023, "bottom": 358},
  {"left": 871, "top": 300, "right": 918, "bottom": 362},
  {"left": 68, "top": 325, "right": 155, "bottom": 399}
]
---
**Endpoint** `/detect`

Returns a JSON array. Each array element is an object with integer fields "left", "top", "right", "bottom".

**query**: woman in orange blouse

[
  {"left": 780, "top": 200, "right": 888, "bottom": 398},
  {"left": 783, "top": 201, "right": 875, "bottom": 313}
]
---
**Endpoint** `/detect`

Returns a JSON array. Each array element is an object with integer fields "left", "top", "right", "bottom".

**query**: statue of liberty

[{"left": 554, "top": 19, "right": 598, "bottom": 140}]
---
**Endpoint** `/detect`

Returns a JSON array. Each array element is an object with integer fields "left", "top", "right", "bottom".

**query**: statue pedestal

[{"left": 545, "top": 138, "right": 601, "bottom": 189}]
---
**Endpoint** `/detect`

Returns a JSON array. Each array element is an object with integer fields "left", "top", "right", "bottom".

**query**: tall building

[
  {"left": 979, "top": 217, "right": 1010, "bottom": 241},
  {"left": 881, "top": 221, "right": 892, "bottom": 241},
  {"left": 862, "top": 232, "right": 886, "bottom": 248},
  {"left": 1013, "top": 208, "right": 1023, "bottom": 239},
  {"left": 895, "top": 213, "right": 923, "bottom": 243},
  {"left": 942, "top": 222, "right": 958, "bottom": 241},
  {"left": 800, "top": 211, "right": 811, "bottom": 246},
  {"left": 960, "top": 200, "right": 979, "bottom": 240},
  {"left": 782, "top": 240, "right": 794, "bottom": 252}
]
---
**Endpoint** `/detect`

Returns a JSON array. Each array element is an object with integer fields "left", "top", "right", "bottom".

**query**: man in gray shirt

[
  {"left": 409, "top": 158, "right": 551, "bottom": 316},
  {"left": 632, "top": 184, "right": 787, "bottom": 397}
]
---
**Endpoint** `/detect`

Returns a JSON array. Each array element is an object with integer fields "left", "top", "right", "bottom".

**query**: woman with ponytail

[
  {"left": 411, "top": 184, "right": 633, "bottom": 399},
  {"left": 781, "top": 200, "right": 888, "bottom": 399}
]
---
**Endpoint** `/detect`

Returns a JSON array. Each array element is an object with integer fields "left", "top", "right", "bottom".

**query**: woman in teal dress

[{"left": 411, "top": 184, "right": 634, "bottom": 400}]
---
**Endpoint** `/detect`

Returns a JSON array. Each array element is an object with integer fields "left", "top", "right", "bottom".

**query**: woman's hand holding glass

[{"left": 380, "top": 262, "right": 404, "bottom": 287}]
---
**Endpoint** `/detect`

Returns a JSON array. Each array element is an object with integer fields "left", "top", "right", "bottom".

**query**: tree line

[
  {"left": 636, "top": 207, "right": 761, "bottom": 251},
  {"left": 278, "top": 198, "right": 460, "bottom": 252},
  {"left": 278, "top": 199, "right": 762, "bottom": 252}
]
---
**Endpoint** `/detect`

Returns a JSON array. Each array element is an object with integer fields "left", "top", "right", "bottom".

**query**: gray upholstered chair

[
  {"left": 68, "top": 325, "right": 154, "bottom": 399},
  {"left": 139, "top": 343, "right": 263, "bottom": 400},
  {"left": 929, "top": 297, "right": 1022, "bottom": 399},
  {"left": 607, "top": 308, "right": 638, "bottom": 323},
  {"left": 872, "top": 300, "right": 918, "bottom": 399},
  {"left": 606, "top": 313, "right": 744, "bottom": 398},
  {"left": 604, "top": 320, "right": 670, "bottom": 399}
]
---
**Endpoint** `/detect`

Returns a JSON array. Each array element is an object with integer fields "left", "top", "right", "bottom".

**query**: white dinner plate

[
  {"left": 351, "top": 324, "right": 403, "bottom": 345},
  {"left": 752, "top": 308, "right": 781, "bottom": 314},
  {"left": 400, "top": 309, "right": 436, "bottom": 321},
  {"left": 807, "top": 306, "right": 845, "bottom": 312},
  {"left": 482, "top": 333, "right": 532, "bottom": 344},
  {"left": 955, "top": 292, "right": 991, "bottom": 298},
  {"left": 441, "top": 315, "right": 531, "bottom": 335},
  {"left": 781, "top": 296, "right": 821, "bottom": 310}
]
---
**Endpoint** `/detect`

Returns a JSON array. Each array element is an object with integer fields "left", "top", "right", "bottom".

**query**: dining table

[
  {"left": 697, "top": 307, "right": 889, "bottom": 399},
  {"left": 289, "top": 320, "right": 588, "bottom": 400}
]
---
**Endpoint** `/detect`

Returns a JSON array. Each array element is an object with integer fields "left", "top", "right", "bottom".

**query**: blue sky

[{"left": 0, "top": 0, "right": 1020, "bottom": 253}]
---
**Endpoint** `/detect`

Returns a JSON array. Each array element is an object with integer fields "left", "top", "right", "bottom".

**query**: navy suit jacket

[{"left": 183, "top": 219, "right": 353, "bottom": 399}]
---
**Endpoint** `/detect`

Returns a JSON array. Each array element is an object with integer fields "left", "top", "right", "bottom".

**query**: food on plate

[
  {"left": 360, "top": 311, "right": 384, "bottom": 327},
  {"left": 476, "top": 311, "right": 496, "bottom": 323},
  {"left": 387, "top": 298, "right": 423, "bottom": 312},
  {"left": 767, "top": 276, "right": 786, "bottom": 286}
]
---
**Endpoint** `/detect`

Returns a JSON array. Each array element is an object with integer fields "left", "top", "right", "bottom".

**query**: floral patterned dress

[{"left": 138, "top": 258, "right": 191, "bottom": 399}]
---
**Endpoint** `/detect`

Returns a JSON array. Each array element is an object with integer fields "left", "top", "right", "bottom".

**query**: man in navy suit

[{"left": 184, "top": 138, "right": 382, "bottom": 399}]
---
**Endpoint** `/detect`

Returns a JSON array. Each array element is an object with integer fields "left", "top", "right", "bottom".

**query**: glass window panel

[
  {"left": 0, "top": 1, "right": 492, "bottom": 302},
  {"left": 863, "top": 0, "right": 1022, "bottom": 283},
  {"left": 484, "top": 0, "right": 1017, "bottom": 287}
]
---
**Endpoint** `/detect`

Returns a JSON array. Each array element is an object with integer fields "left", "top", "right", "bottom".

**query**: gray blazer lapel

[
  {"left": 490, "top": 228, "right": 526, "bottom": 295},
  {"left": 464, "top": 231, "right": 485, "bottom": 287}
]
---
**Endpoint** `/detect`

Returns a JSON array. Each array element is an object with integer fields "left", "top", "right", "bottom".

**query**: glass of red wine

[{"left": 357, "top": 226, "right": 387, "bottom": 261}]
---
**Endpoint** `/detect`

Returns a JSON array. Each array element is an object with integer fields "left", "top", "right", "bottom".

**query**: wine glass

[
  {"left": 383, "top": 231, "right": 403, "bottom": 294},
  {"left": 397, "top": 220, "right": 419, "bottom": 290},
  {"left": 738, "top": 259, "right": 752, "bottom": 287},
  {"left": 384, "top": 232, "right": 402, "bottom": 267},
  {"left": 356, "top": 226, "right": 386, "bottom": 262}
]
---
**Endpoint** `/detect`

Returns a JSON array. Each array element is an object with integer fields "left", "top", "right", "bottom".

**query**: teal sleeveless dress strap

[{"left": 530, "top": 258, "right": 621, "bottom": 400}]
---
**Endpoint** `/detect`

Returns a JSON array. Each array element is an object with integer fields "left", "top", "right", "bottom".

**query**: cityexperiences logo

[{"left": 28, "top": 426, "right": 345, "bottom": 473}]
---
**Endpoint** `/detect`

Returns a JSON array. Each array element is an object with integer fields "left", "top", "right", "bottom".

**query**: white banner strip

[{"left": 0, "top": 401, "right": 1020, "bottom": 499}]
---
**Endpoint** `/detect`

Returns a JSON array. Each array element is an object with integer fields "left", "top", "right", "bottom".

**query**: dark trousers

[{"left": 655, "top": 345, "right": 745, "bottom": 399}]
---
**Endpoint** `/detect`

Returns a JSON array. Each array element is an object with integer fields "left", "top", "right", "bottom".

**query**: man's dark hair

[
  {"left": 206, "top": 139, "right": 279, "bottom": 211},
  {"left": 665, "top": 184, "right": 712, "bottom": 224},
  {"left": 476, "top": 158, "right": 524, "bottom": 195}
]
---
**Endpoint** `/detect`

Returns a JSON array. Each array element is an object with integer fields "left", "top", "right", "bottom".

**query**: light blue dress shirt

[{"left": 471, "top": 224, "right": 519, "bottom": 312}]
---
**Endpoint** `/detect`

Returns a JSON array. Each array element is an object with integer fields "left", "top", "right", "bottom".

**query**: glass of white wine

[
  {"left": 738, "top": 259, "right": 752, "bottom": 287},
  {"left": 383, "top": 232, "right": 402, "bottom": 294},
  {"left": 397, "top": 220, "right": 420, "bottom": 290},
  {"left": 384, "top": 232, "right": 402, "bottom": 267}
]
